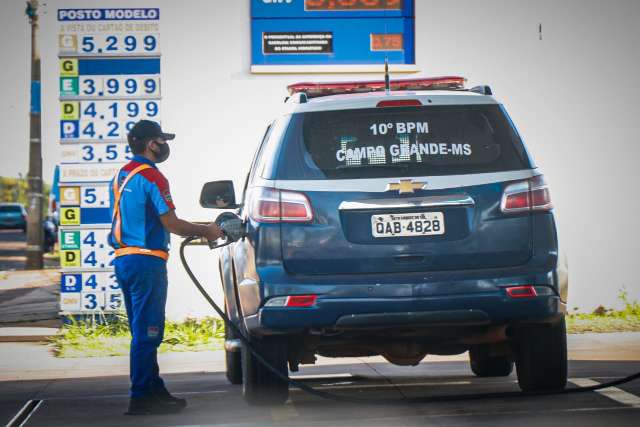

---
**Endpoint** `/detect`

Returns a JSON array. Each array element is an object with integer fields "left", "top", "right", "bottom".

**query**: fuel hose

[{"left": 180, "top": 236, "right": 640, "bottom": 404}]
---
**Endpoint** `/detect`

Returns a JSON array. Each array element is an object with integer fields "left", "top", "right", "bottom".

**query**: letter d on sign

[{"left": 61, "top": 250, "right": 81, "bottom": 268}]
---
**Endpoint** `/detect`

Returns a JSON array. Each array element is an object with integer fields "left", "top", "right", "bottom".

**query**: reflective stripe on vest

[
  {"left": 112, "top": 164, "right": 168, "bottom": 261},
  {"left": 114, "top": 246, "right": 169, "bottom": 261}
]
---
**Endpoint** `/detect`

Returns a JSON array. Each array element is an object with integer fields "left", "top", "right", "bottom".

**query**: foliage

[
  {"left": 50, "top": 314, "right": 225, "bottom": 358},
  {"left": 0, "top": 176, "right": 51, "bottom": 211},
  {"left": 0, "top": 177, "right": 29, "bottom": 205},
  {"left": 567, "top": 287, "right": 640, "bottom": 334}
]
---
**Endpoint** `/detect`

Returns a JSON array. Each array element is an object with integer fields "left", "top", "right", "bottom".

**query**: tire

[
  {"left": 516, "top": 317, "right": 568, "bottom": 392},
  {"left": 469, "top": 346, "right": 513, "bottom": 377},
  {"left": 225, "top": 322, "right": 243, "bottom": 385},
  {"left": 241, "top": 336, "right": 289, "bottom": 405}
]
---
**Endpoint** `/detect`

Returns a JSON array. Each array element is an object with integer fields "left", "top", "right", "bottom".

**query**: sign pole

[{"left": 25, "top": 0, "right": 44, "bottom": 269}]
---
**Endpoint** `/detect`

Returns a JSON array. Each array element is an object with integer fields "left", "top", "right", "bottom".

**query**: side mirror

[{"left": 199, "top": 181, "right": 239, "bottom": 209}]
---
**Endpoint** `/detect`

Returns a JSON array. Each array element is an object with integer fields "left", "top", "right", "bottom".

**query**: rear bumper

[{"left": 245, "top": 287, "right": 565, "bottom": 335}]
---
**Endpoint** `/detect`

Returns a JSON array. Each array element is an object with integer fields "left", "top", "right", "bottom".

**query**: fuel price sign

[
  {"left": 60, "top": 100, "right": 160, "bottom": 141},
  {"left": 59, "top": 57, "right": 161, "bottom": 100},
  {"left": 61, "top": 75, "right": 160, "bottom": 99},
  {"left": 59, "top": 33, "right": 160, "bottom": 56},
  {"left": 60, "top": 272, "right": 122, "bottom": 313},
  {"left": 60, "top": 228, "right": 115, "bottom": 270},
  {"left": 59, "top": 183, "right": 111, "bottom": 225},
  {"left": 57, "top": 7, "right": 162, "bottom": 314},
  {"left": 60, "top": 142, "right": 133, "bottom": 164}
]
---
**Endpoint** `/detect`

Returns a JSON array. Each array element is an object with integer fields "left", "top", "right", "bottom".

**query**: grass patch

[
  {"left": 567, "top": 288, "right": 640, "bottom": 334},
  {"left": 50, "top": 289, "right": 640, "bottom": 357},
  {"left": 50, "top": 315, "right": 225, "bottom": 358}
]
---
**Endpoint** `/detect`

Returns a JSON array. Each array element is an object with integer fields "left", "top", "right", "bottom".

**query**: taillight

[
  {"left": 501, "top": 175, "right": 553, "bottom": 214},
  {"left": 249, "top": 187, "right": 313, "bottom": 223},
  {"left": 285, "top": 295, "right": 317, "bottom": 307},
  {"left": 265, "top": 294, "right": 318, "bottom": 307},
  {"left": 377, "top": 99, "right": 423, "bottom": 108},
  {"left": 505, "top": 285, "right": 538, "bottom": 298}
]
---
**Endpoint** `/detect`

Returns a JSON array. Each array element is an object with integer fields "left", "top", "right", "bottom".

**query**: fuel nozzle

[{"left": 214, "top": 212, "right": 246, "bottom": 245}]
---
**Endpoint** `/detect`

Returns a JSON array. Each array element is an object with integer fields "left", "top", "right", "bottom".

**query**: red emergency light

[{"left": 287, "top": 76, "right": 467, "bottom": 99}]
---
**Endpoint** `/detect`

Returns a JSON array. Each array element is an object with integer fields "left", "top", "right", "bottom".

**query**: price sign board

[
  {"left": 250, "top": 0, "right": 415, "bottom": 73},
  {"left": 60, "top": 228, "right": 115, "bottom": 269},
  {"left": 60, "top": 142, "right": 132, "bottom": 164},
  {"left": 59, "top": 33, "right": 160, "bottom": 56},
  {"left": 60, "top": 99, "right": 161, "bottom": 142},
  {"left": 59, "top": 58, "right": 161, "bottom": 101},
  {"left": 57, "top": 7, "right": 161, "bottom": 314},
  {"left": 59, "top": 183, "right": 111, "bottom": 225},
  {"left": 59, "top": 163, "right": 123, "bottom": 183},
  {"left": 61, "top": 75, "right": 161, "bottom": 99},
  {"left": 61, "top": 272, "right": 123, "bottom": 312}
]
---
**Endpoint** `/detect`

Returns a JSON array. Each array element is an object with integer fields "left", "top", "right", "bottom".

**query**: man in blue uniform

[{"left": 110, "top": 120, "right": 223, "bottom": 415}]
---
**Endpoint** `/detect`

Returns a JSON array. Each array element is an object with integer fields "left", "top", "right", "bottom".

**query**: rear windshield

[
  {"left": 0, "top": 205, "right": 23, "bottom": 213},
  {"left": 275, "top": 104, "right": 531, "bottom": 180}
]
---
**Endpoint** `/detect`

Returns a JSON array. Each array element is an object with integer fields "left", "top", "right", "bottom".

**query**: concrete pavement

[
  {"left": 0, "top": 230, "right": 61, "bottom": 326},
  {"left": 0, "top": 230, "right": 59, "bottom": 271},
  {"left": 1, "top": 332, "right": 638, "bottom": 382},
  {"left": 2, "top": 357, "right": 639, "bottom": 426}
]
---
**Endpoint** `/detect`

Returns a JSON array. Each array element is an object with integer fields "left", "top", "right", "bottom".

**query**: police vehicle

[{"left": 200, "top": 77, "right": 568, "bottom": 405}]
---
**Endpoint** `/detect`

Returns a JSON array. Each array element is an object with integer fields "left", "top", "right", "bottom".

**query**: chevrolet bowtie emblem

[{"left": 386, "top": 180, "right": 427, "bottom": 194}]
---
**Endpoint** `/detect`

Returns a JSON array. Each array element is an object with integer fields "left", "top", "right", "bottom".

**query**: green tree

[{"left": 0, "top": 176, "right": 50, "bottom": 212}]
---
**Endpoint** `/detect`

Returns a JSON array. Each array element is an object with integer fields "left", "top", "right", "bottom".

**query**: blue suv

[{"left": 200, "top": 77, "right": 568, "bottom": 405}]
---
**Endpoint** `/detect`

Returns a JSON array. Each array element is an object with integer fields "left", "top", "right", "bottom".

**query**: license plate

[{"left": 371, "top": 212, "right": 445, "bottom": 238}]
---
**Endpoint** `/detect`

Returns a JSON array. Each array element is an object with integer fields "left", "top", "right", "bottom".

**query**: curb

[
  {"left": 0, "top": 335, "right": 54, "bottom": 343},
  {"left": 0, "top": 327, "right": 58, "bottom": 343}
]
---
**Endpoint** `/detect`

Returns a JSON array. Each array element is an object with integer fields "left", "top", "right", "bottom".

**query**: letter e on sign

[
  {"left": 60, "top": 77, "right": 79, "bottom": 96},
  {"left": 60, "top": 230, "right": 80, "bottom": 250}
]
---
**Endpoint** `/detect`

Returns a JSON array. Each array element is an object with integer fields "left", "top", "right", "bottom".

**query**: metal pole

[{"left": 25, "top": 0, "right": 44, "bottom": 269}]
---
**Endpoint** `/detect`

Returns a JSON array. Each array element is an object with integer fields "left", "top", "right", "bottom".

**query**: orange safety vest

[{"left": 112, "top": 164, "right": 169, "bottom": 261}]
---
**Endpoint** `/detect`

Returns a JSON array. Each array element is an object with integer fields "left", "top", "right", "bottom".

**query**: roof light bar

[{"left": 287, "top": 76, "right": 466, "bottom": 98}]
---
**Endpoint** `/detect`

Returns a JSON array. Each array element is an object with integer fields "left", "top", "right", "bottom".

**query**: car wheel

[
  {"left": 469, "top": 346, "right": 513, "bottom": 377},
  {"left": 225, "top": 321, "right": 243, "bottom": 385},
  {"left": 515, "top": 317, "right": 568, "bottom": 392},
  {"left": 241, "top": 336, "right": 289, "bottom": 405}
]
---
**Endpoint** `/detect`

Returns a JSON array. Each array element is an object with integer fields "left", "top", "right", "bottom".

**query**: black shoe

[
  {"left": 153, "top": 388, "right": 187, "bottom": 408},
  {"left": 125, "top": 394, "right": 185, "bottom": 415}
]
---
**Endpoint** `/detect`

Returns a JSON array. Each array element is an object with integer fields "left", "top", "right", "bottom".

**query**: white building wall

[{"left": 2, "top": 0, "right": 639, "bottom": 318}]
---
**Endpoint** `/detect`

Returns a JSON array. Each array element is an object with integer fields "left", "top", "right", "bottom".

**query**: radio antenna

[{"left": 384, "top": 56, "right": 390, "bottom": 94}]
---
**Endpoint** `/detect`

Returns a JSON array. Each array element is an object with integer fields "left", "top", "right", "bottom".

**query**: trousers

[{"left": 115, "top": 254, "right": 168, "bottom": 398}]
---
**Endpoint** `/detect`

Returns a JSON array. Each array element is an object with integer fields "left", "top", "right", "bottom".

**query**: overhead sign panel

[{"left": 251, "top": 0, "right": 416, "bottom": 73}]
